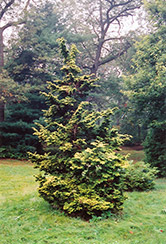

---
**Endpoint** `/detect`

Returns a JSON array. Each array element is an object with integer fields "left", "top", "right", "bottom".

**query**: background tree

[
  {"left": 63, "top": 0, "right": 142, "bottom": 75},
  {"left": 113, "top": 43, "right": 146, "bottom": 145},
  {"left": 0, "top": 69, "right": 27, "bottom": 147},
  {"left": 0, "top": 1, "right": 70, "bottom": 157},
  {"left": 124, "top": 0, "right": 166, "bottom": 175},
  {"left": 0, "top": 0, "right": 41, "bottom": 122},
  {"left": 88, "top": 37, "right": 140, "bottom": 142},
  {"left": 30, "top": 39, "right": 129, "bottom": 219},
  {"left": 61, "top": 0, "right": 144, "bottom": 139},
  {"left": 0, "top": 0, "right": 148, "bottom": 157}
]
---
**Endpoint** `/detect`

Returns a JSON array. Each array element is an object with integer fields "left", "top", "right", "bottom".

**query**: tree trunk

[
  {"left": 90, "top": 40, "right": 103, "bottom": 75},
  {"left": 0, "top": 101, "right": 4, "bottom": 122},
  {"left": 0, "top": 28, "right": 4, "bottom": 146},
  {"left": 0, "top": 101, "right": 4, "bottom": 146},
  {"left": 0, "top": 27, "right": 5, "bottom": 122},
  {"left": 0, "top": 28, "right": 4, "bottom": 68}
]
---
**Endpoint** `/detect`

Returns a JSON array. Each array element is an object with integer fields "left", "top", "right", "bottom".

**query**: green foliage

[
  {"left": 30, "top": 39, "right": 129, "bottom": 219},
  {"left": 1, "top": 2, "right": 68, "bottom": 158},
  {"left": 0, "top": 88, "right": 47, "bottom": 159},
  {"left": 33, "top": 141, "right": 127, "bottom": 218},
  {"left": 119, "top": 110, "right": 146, "bottom": 145},
  {"left": 124, "top": 27, "right": 166, "bottom": 127},
  {"left": 144, "top": 0, "right": 166, "bottom": 26},
  {"left": 6, "top": 2, "right": 68, "bottom": 83},
  {"left": 91, "top": 74, "right": 127, "bottom": 128},
  {"left": 143, "top": 121, "right": 166, "bottom": 177},
  {"left": 124, "top": 1, "right": 166, "bottom": 167},
  {"left": 0, "top": 145, "right": 36, "bottom": 159},
  {"left": 0, "top": 69, "right": 25, "bottom": 103},
  {"left": 123, "top": 161, "right": 158, "bottom": 192}
]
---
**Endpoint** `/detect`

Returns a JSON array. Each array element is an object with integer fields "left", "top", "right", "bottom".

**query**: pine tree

[
  {"left": 0, "top": 2, "right": 66, "bottom": 157},
  {"left": 30, "top": 38, "right": 128, "bottom": 219}
]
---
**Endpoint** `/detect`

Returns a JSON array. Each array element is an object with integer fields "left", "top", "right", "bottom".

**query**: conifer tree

[{"left": 30, "top": 38, "right": 128, "bottom": 219}]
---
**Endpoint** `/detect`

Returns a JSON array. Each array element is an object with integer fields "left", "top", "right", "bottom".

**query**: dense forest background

[{"left": 0, "top": 0, "right": 165, "bottom": 175}]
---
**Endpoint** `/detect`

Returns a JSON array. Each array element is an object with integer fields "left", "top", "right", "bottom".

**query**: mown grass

[{"left": 0, "top": 157, "right": 166, "bottom": 244}]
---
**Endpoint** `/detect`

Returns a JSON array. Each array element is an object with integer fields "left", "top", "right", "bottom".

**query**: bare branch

[
  {"left": 105, "top": 5, "right": 141, "bottom": 26},
  {"left": 81, "top": 42, "right": 95, "bottom": 62},
  {"left": 91, "top": 22, "right": 100, "bottom": 41},
  {"left": 99, "top": 0, "right": 104, "bottom": 33},
  {"left": 0, "top": 0, "right": 15, "bottom": 20},
  {"left": 1, "top": 19, "right": 25, "bottom": 32},
  {"left": 103, "top": 36, "right": 125, "bottom": 43},
  {"left": 99, "top": 41, "right": 131, "bottom": 66},
  {"left": 1, "top": 22, "right": 13, "bottom": 31},
  {"left": 82, "top": 65, "right": 91, "bottom": 70},
  {"left": 24, "top": 0, "right": 31, "bottom": 11},
  {"left": 24, "top": 0, "right": 36, "bottom": 11}
]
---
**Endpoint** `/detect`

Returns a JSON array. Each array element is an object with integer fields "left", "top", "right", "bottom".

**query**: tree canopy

[
  {"left": 60, "top": 0, "right": 142, "bottom": 75},
  {"left": 124, "top": 0, "right": 166, "bottom": 174}
]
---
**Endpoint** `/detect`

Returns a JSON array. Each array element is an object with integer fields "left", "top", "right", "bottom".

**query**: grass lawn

[
  {"left": 0, "top": 157, "right": 166, "bottom": 244},
  {"left": 120, "top": 146, "right": 145, "bottom": 163}
]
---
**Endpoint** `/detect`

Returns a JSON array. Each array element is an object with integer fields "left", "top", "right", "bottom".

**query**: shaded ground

[
  {"left": 122, "top": 145, "right": 144, "bottom": 151},
  {"left": 120, "top": 146, "right": 145, "bottom": 163},
  {"left": 0, "top": 146, "right": 145, "bottom": 165},
  {"left": 0, "top": 158, "right": 32, "bottom": 165}
]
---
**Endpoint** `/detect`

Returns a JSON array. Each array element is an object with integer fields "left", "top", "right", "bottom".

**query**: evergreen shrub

[
  {"left": 123, "top": 161, "right": 158, "bottom": 191},
  {"left": 29, "top": 39, "right": 129, "bottom": 219},
  {"left": 143, "top": 121, "right": 166, "bottom": 177}
]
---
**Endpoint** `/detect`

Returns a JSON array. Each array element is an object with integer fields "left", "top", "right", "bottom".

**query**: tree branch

[
  {"left": 104, "top": 0, "right": 141, "bottom": 27},
  {"left": 24, "top": 0, "right": 36, "bottom": 11},
  {"left": 24, "top": 0, "right": 31, "bottom": 11},
  {"left": 1, "top": 19, "right": 25, "bottom": 32},
  {"left": 81, "top": 42, "right": 95, "bottom": 62},
  {"left": 99, "top": 41, "right": 131, "bottom": 66},
  {"left": 0, "top": 0, "right": 15, "bottom": 20},
  {"left": 99, "top": 0, "right": 104, "bottom": 33},
  {"left": 103, "top": 36, "right": 125, "bottom": 43}
]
